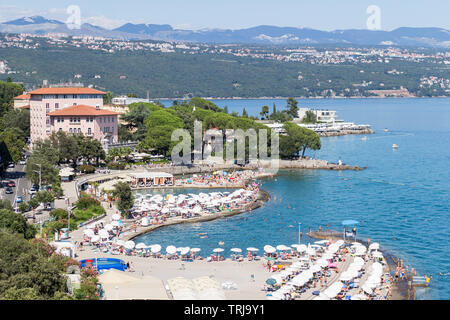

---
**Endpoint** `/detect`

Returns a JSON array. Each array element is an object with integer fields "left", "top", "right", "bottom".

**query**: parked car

[
  {"left": 16, "top": 196, "right": 23, "bottom": 203},
  {"left": 8, "top": 163, "right": 14, "bottom": 168},
  {"left": 19, "top": 159, "right": 26, "bottom": 165},
  {"left": 5, "top": 187, "right": 13, "bottom": 194},
  {"left": 7, "top": 181, "right": 15, "bottom": 187},
  {"left": 29, "top": 186, "right": 37, "bottom": 194}
]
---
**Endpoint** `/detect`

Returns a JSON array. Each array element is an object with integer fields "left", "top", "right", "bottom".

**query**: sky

[{"left": 0, "top": 0, "right": 449, "bottom": 31}]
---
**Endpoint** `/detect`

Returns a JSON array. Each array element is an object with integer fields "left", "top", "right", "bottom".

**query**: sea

[{"left": 138, "top": 98, "right": 450, "bottom": 300}]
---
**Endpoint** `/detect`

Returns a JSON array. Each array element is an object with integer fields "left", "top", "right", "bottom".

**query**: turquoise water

[{"left": 143, "top": 98, "right": 450, "bottom": 300}]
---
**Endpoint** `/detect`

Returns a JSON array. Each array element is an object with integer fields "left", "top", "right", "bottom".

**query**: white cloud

[{"left": 82, "top": 15, "right": 126, "bottom": 29}]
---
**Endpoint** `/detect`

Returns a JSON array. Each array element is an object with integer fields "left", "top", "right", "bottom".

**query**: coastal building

[
  {"left": 48, "top": 105, "right": 119, "bottom": 144},
  {"left": 111, "top": 95, "right": 152, "bottom": 106},
  {"left": 13, "top": 93, "right": 30, "bottom": 109},
  {"left": 130, "top": 172, "right": 174, "bottom": 188},
  {"left": 297, "top": 108, "right": 341, "bottom": 123},
  {"left": 29, "top": 87, "right": 119, "bottom": 145}
]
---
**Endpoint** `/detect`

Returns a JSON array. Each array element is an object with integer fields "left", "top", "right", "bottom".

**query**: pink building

[
  {"left": 29, "top": 87, "right": 118, "bottom": 145},
  {"left": 48, "top": 105, "right": 119, "bottom": 144}
]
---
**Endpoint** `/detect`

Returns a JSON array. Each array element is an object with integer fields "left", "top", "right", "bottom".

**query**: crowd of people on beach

[{"left": 263, "top": 240, "right": 395, "bottom": 300}]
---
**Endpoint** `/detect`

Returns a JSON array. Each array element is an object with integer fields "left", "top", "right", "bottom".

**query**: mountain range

[{"left": 1, "top": 15, "right": 450, "bottom": 47}]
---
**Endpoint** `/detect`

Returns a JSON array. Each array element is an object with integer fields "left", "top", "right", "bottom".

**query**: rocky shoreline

[{"left": 317, "top": 128, "right": 375, "bottom": 137}]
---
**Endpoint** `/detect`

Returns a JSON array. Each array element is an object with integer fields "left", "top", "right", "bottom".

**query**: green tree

[
  {"left": 189, "top": 97, "right": 222, "bottom": 112},
  {"left": 242, "top": 108, "right": 248, "bottom": 118},
  {"left": 25, "top": 155, "right": 58, "bottom": 187},
  {"left": 0, "top": 81, "right": 24, "bottom": 117},
  {"left": 103, "top": 91, "right": 114, "bottom": 105},
  {"left": 112, "top": 182, "right": 134, "bottom": 217},
  {"left": 286, "top": 97, "right": 299, "bottom": 118},
  {"left": 0, "top": 108, "right": 30, "bottom": 138},
  {"left": 143, "top": 109, "right": 184, "bottom": 156},
  {"left": 0, "top": 231, "right": 67, "bottom": 299},
  {"left": 302, "top": 110, "right": 317, "bottom": 124},
  {"left": 0, "top": 128, "right": 27, "bottom": 164},
  {"left": 280, "top": 123, "right": 321, "bottom": 159},
  {"left": 260, "top": 105, "right": 269, "bottom": 120},
  {"left": 0, "top": 209, "right": 36, "bottom": 239}
]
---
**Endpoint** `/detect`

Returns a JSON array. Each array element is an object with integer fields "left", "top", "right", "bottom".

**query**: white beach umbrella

[
  {"left": 104, "top": 224, "right": 114, "bottom": 231},
  {"left": 372, "top": 251, "right": 383, "bottom": 258},
  {"left": 180, "top": 247, "right": 190, "bottom": 255},
  {"left": 322, "top": 253, "right": 334, "bottom": 260},
  {"left": 316, "top": 259, "right": 328, "bottom": 268},
  {"left": 314, "top": 240, "right": 329, "bottom": 245},
  {"left": 362, "top": 284, "right": 373, "bottom": 295},
  {"left": 98, "top": 229, "right": 109, "bottom": 238},
  {"left": 115, "top": 239, "right": 125, "bottom": 247},
  {"left": 314, "top": 293, "right": 331, "bottom": 300},
  {"left": 276, "top": 245, "right": 290, "bottom": 251},
  {"left": 135, "top": 242, "right": 147, "bottom": 249},
  {"left": 90, "top": 235, "right": 100, "bottom": 243},
  {"left": 111, "top": 220, "right": 120, "bottom": 227},
  {"left": 339, "top": 272, "right": 353, "bottom": 282},
  {"left": 369, "top": 242, "right": 380, "bottom": 251},
  {"left": 264, "top": 245, "right": 276, "bottom": 254},
  {"left": 310, "top": 264, "right": 322, "bottom": 273},
  {"left": 353, "top": 257, "right": 365, "bottom": 265},
  {"left": 151, "top": 244, "right": 162, "bottom": 253},
  {"left": 230, "top": 248, "right": 242, "bottom": 253},
  {"left": 83, "top": 229, "right": 94, "bottom": 236},
  {"left": 86, "top": 224, "right": 95, "bottom": 229},
  {"left": 306, "top": 247, "right": 316, "bottom": 256},
  {"left": 124, "top": 240, "right": 135, "bottom": 249},
  {"left": 335, "top": 240, "right": 345, "bottom": 247},
  {"left": 190, "top": 248, "right": 201, "bottom": 253},
  {"left": 246, "top": 247, "right": 259, "bottom": 252},
  {"left": 213, "top": 248, "right": 224, "bottom": 253},
  {"left": 279, "top": 270, "right": 292, "bottom": 278},
  {"left": 166, "top": 245, "right": 177, "bottom": 254},
  {"left": 295, "top": 244, "right": 307, "bottom": 253},
  {"left": 112, "top": 213, "right": 121, "bottom": 221},
  {"left": 291, "top": 276, "right": 306, "bottom": 287}
]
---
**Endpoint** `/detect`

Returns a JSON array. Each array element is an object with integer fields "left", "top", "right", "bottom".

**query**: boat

[
  {"left": 392, "top": 144, "right": 399, "bottom": 149},
  {"left": 384, "top": 128, "right": 389, "bottom": 132},
  {"left": 361, "top": 136, "right": 368, "bottom": 141}
]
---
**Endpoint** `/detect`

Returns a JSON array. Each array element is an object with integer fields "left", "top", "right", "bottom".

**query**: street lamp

[{"left": 298, "top": 222, "right": 302, "bottom": 244}]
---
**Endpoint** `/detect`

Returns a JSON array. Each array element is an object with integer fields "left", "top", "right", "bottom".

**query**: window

[
  {"left": 73, "top": 103, "right": 77, "bottom": 106},
  {"left": 88, "top": 128, "right": 92, "bottom": 135},
  {"left": 46, "top": 103, "right": 50, "bottom": 108},
  {"left": 78, "top": 128, "right": 81, "bottom": 133},
  {"left": 55, "top": 103, "right": 59, "bottom": 109},
  {"left": 69, "top": 128, "right": 73, "bottom": 133}
]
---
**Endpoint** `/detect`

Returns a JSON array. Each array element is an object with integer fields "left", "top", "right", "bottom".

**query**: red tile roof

[
  {"left": 28, "top": 87, "right": 105, "bottom": 95},
  {"left": 14, "top": 93, "right": 30, "bottom": 100},
  {"left": 19, "top": 105, "right": 30, "bottom": 109},
  {"left": 48, "top": 105, "right": 119, "bottom": 116}
]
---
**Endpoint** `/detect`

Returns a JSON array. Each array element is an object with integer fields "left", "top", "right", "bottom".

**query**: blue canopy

[{"left": 342, "top": 220, "right": 359, "bottom": 226}]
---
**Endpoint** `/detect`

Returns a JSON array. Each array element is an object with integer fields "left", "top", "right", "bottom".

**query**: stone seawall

[{"left": 318, "top": 128, "right": 375, "bottom": 137}]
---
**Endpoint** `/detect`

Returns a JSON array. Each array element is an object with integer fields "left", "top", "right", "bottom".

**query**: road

[{"left": 1, "top": 163, "right": 32, "bottom": 208}]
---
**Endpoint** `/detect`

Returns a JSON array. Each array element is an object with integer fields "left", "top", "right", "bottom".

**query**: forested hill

[{"left": 1, "top": 39, "right": 448, "bottom": 98}]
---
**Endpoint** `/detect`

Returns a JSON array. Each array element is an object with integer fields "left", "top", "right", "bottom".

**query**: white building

[
  {"left": 111, "top": 95, "right": 152, "bottom": 106},
  {"left": 297, "top": 108, "right": 341, "bottom": 123}
]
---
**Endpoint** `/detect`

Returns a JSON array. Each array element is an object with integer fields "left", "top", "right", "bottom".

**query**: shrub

[
  {"left": 78, "top": 164, "right": 96, "bottom": 174},
  {"left": 107, "top": 162, "right": 126, "bottom": 170}
]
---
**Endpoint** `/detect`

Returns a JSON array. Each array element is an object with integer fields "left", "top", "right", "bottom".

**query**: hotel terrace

[{"left": 27, "top": 87, "right": 119, "bottom": 146}]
